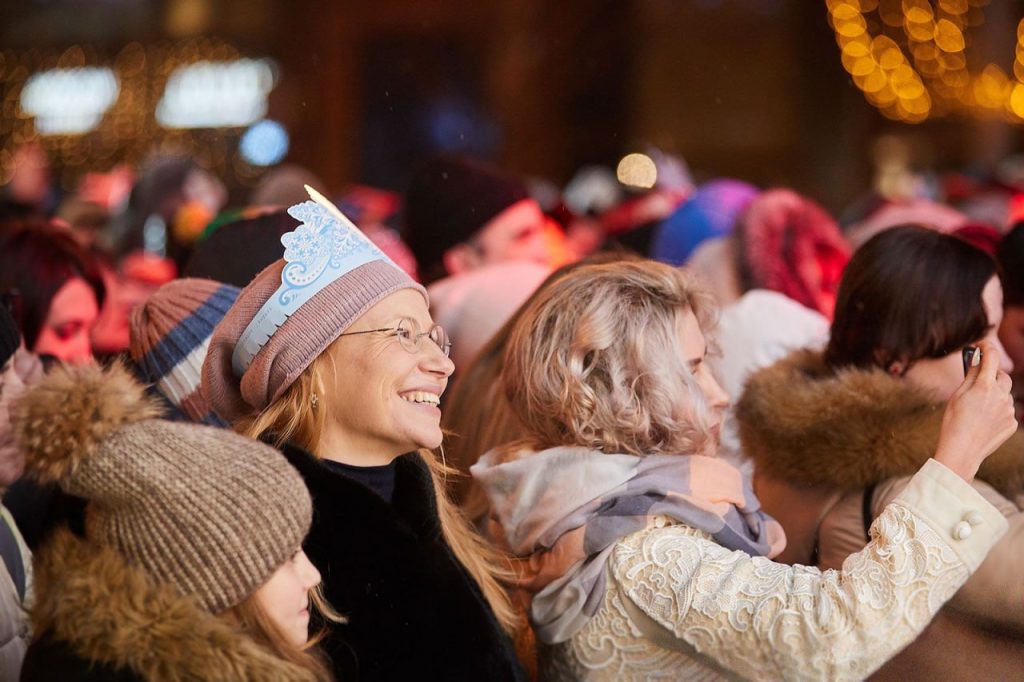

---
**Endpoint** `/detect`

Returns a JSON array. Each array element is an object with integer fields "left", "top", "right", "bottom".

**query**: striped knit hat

[{"left": 130, "top": 279, "right": 240, "bottom": 426}]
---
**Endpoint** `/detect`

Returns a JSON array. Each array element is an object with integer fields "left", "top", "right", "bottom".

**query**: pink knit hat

[
  {"left": 202, "top": 186, "right": 428, "bottom": 423},
  {"left": 203, "top": 258, "right": 426, "bottom": 423}
]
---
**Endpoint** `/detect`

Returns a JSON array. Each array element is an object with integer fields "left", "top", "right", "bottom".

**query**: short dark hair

[
  {"left": 825, "top": 225, "right": 994, "bottom": 373},
  {"left": 997, "top": 221, "right": 1024, "bottom": 307},
  {"left": 0, "top": 222, "right": 106, "bottom": 350}
]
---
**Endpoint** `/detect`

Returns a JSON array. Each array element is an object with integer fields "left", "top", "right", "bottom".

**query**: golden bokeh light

[{"left": 830, "top": 0, "right": 1024, "bottom": 124}]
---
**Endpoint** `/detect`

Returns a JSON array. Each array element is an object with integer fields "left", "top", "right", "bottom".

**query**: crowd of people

[{"left": 0, "top": 147, "right": 1021, "bottom": 681}]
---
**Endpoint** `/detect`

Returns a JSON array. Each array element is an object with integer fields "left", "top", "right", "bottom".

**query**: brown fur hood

[
  {"left": 30, "top": 528, "right": 317, "bottom": 682},
  {"left": 735, "top": 348, "right": 1024, "bottom": 496}
]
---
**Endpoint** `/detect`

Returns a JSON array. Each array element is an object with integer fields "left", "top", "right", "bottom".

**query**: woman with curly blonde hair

[{"left": 472, "top": 259, "right": 1016, "bottom": 680}]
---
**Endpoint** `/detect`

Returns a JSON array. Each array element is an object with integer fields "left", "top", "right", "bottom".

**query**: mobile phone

[{"left": 962, "top": 346, "right": 979, "bottom": 376}]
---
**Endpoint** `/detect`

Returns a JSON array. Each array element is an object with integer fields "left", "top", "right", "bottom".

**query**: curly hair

[{"left": 503, "top": 259, "right": 719, "bottom": 457}]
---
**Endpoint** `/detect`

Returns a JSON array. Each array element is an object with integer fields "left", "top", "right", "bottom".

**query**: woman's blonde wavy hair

[
  {"left": 503, "top": 259, "right": 719, "bottom": 457},
  {"left": 236, "top": 343, "right": 517, "bottom": 633}
]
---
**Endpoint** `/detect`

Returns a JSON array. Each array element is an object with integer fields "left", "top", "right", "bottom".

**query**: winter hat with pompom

[{"left": 14, "top": 362, "right": 311, "bottom": 613}]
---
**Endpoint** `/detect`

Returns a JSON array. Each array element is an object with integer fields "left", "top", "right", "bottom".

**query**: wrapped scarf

[{"left": 471, "top": 445, "right": 785, "bottom": 644}]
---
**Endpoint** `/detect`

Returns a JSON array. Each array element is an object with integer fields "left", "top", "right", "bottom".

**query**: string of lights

[
  {"left": 0, "top": 38, "right": 275, "bottom": 191},
  {"left": 828, "top": 0, "right": 1024, "bottom": 124}
]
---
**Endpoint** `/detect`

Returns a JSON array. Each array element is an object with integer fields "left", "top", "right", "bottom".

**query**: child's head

[{"left": 16, "top": 362, "right": 328, "bottom": 654}]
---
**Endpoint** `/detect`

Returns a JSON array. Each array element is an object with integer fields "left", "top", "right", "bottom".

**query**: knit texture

[
  {"left": 204, "top": 258, "right": 427, "bottom": 423},
  {"left": 130, "top": 278, "right": 240, "bottom": 426},
  {"left": 15, "top": 363, "right": 312, "bottom": 614}
]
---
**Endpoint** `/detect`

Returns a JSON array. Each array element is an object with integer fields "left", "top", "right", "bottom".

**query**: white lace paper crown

[{"left": 231, "top": 185, "right": 395, "bottom": 376}]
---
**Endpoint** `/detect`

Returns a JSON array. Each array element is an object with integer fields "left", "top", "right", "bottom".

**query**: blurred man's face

[{"left": 473, "top": 198, "right": 572, "bottom": 269}]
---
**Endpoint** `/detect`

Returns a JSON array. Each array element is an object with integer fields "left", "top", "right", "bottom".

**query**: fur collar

[
  {"left": 31, "top": 529, "right": 317, "bottom": 681},
  {"left": 736, "top": 348, "right": 1024, "bottom": 496}
]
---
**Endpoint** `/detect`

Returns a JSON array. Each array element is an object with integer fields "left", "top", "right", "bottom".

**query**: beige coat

[
  {"left": 541, "top": 461, "right": 1007, "bottom": 681},
  {"left": 737, "top": 349, "right": 1024, "bottom": 680}
]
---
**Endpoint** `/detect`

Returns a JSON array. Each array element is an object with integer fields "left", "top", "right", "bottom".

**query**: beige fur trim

[
  {"left": 736, "top": 349, "right": 1024, "bottom": 496},
  {"left": 31, "top": 529, "right": 316, "bottom": 681}
]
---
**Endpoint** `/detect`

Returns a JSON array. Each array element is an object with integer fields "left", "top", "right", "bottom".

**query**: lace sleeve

[{"left": 611, "top": 460, "right": 1008, "bottom": 682}]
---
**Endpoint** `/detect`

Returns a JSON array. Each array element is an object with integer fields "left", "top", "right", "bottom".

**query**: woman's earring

[{"left": 310, "top": 393, "right": 319, "bottom": 410}]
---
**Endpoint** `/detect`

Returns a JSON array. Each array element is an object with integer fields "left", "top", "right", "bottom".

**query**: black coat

[
  {"left": 21, "top": 634, "right": 140, "bottom": 682},
  {"left": 281, "top": 443, "right": 523, "bottom": 681}
]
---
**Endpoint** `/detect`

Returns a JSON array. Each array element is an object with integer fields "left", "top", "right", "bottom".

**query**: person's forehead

[
  {"left": 478, "top": 199, "right": 542, "bottom": 240},
  {"left": 48, "top": 278, "right": 98, "bottom": 318},
  {"left": 676, "top": 308, "right": 705, "bottom": 357},
  {"left": 359, "top": 289, "right": 432, "bottom": 326}
]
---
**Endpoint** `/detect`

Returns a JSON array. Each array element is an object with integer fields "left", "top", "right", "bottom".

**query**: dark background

[{"left": 2, "top": 0, "right": 1023, "bottom": 212}]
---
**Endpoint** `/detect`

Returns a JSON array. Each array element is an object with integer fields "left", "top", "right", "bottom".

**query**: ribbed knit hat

[
  {"left": 130, "top": 278, "right": 240, "bottom": 426},
  {"left": 403, "top": 156, "right": 529, "bottom": 277},
  {"left": 15, "top": 362, "right": 312, "bottom": 614},
  {"left": 736, "top": 189, "right": 851, "bottom": 319},
  {"left": 651, "top": 179, "right": 758, "bottom": 266},
  {"left": 204, "top": 259, "right": 426, "bottom": 423}
]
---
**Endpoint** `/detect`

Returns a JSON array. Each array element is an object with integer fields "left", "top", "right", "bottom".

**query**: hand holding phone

[
  {"left": 962, "top": 346, "right": 980, "bottom": 376},
  {"left": 937, "top": 340, "right": 1016, "bottom": 482}
]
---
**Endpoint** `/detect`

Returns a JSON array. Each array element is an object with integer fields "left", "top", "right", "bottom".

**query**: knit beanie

[
  {"left": 736, "top": 189, "right": 851, "bottom": 319},
  {"left": 129, "top": 278, "right": 241, "bottom": 426},
  {"left": 651, "top": 179, "right": 758, "bottom": 266},
  {"left": 403, "top": 156, "right": 530, "bottom": 276},
  {"left": 184, "top": 209, "right": 299, "bottom": 288},
  {"left": 203, "top": 188, "right": 428, "bottom": 423},
  {"left": 15, "top": 362, "right": 312, "bottom": 614}
]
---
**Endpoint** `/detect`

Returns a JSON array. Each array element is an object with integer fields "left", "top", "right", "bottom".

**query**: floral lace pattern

[{"left": 544, "top": 504, "right": 971, "bottom": 681}]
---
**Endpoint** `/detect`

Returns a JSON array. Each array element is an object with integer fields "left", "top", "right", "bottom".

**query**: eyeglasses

[{"left": 337, "top": 317, "right": 452, "bottom": 358}]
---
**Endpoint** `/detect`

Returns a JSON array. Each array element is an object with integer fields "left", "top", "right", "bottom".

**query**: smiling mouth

[{"left": 400, "top": 391, "right": 440, "bottom": 407}]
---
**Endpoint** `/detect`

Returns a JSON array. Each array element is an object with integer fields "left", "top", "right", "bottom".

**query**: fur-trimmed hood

[
  {"left": 28, "top": 528, "right": 317, "bottom": 681},
  {"left": 736, "top": 348, "right": 1024, "bottom": 496}
]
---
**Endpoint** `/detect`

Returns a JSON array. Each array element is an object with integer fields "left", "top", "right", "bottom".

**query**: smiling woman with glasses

[{"left": 202, "top": 189, "right": 523, "bottom": 681}]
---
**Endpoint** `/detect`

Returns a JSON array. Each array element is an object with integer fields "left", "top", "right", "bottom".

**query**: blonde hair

[
  {"left": 504, "top": 259, "right": 719, "bottom": 457},
  {"left": 227, "top": 585, "right": 341, "bottom": 681},
  {"left": 442, "top": 251, "right": 641, "bottom": 522},
  {"left": 238, "top": 348, "right": 517, "bottom": 633}
]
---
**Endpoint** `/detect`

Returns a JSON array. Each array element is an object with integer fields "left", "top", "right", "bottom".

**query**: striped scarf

[{"left": 472, "top": 445, "right": 785, "bottom": 644}]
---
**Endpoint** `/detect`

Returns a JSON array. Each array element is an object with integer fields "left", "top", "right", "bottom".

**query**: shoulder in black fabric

[{"left": 280, "top": 442, "right": 524, "bottom": 681}]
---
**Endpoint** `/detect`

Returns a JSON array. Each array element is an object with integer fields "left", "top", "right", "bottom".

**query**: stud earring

[{"left": 310, "top": 393, "right": 319, "bottom": 410}]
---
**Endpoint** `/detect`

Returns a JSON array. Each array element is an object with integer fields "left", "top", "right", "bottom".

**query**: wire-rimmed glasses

[{"left": 336, "top": 317, "right": 452, "bottom": 358}]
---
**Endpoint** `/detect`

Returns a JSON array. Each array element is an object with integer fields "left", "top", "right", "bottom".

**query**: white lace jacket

[{"left": 540, "top": 460, "right": 1008, "bottom": 681}]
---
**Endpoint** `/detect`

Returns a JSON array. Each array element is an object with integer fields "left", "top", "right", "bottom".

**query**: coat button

[
  {"left": 964, "top": 511, "right": 984, "bottom": 527},
  {"left": 953, "top": 521, "right": 973, "bottom": 541}
]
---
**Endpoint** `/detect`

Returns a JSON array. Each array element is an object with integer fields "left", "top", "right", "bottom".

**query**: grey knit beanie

[{"left": 15, "top": 362, "right": 312, "bottom": 614}]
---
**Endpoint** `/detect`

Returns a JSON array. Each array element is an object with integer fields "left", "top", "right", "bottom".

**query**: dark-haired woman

[
  {"left": 738, "top": 225, "right": 1024, "bottom": 680},
  {"left": 0, "top": 222, "right": 105, "bottom": 364}
]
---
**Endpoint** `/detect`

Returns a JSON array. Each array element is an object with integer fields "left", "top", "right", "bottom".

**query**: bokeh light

[
  {"left": 616, "top": 153, "right": 658, "bottom": 189},
  {"left": 239, "top": 118, "right": 289, "bottom": 166}
]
